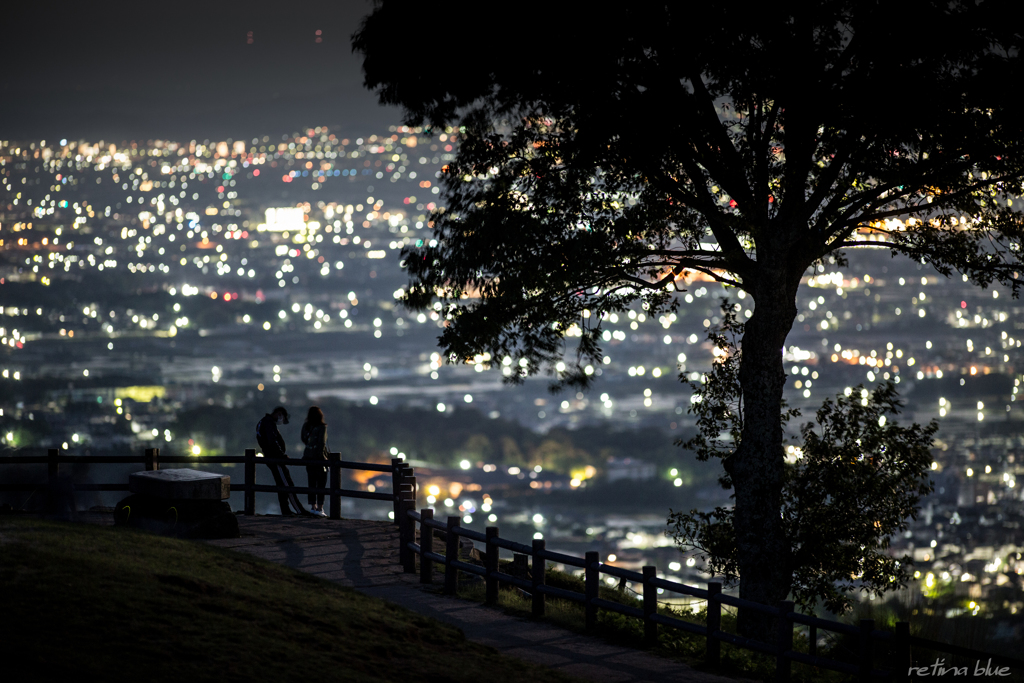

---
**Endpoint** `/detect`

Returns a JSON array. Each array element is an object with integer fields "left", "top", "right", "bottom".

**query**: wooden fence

[
  {"left": 394, "top": 499, "right": 1024, "bottom": 683},
  {"left": 0, "top": 448, "right": 413, "bottom": 520}
]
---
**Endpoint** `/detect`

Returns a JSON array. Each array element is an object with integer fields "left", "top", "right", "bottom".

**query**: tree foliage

[
  {"left": 356, "top": 2, "right": 1024, "bottom": 389},
  {"left": 669, "top": 306, "right": 936, "bottom": 613}
]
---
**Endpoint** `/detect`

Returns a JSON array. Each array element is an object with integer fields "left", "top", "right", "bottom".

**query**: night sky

[{"left": 1, "top": 1, "right": 402, "bottom": 142}]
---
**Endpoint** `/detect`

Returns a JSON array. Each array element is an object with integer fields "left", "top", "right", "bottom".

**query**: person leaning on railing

[{"left": 255, "top": 406, "right": 306, "bottom": 516}]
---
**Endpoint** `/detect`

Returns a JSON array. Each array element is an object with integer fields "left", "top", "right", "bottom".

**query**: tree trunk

[{"left": 730, "top": 264, "right": 799, "bottom": 640}]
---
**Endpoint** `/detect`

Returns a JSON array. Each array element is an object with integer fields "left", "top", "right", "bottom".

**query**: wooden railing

[
  {"left": 0, "top": 448, "right": 414, "bottom": 521},
  {"left": 394, "top": 500, "right": 1024, "bottom": 683}
]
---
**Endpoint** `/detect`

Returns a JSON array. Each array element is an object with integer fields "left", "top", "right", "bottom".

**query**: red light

[
  {"left": 223, "top": 293, "right": 231, "bottom": 301},
  {"left": 253, "top": 169, "right": 260, "bottom": 177},
  {"left": 282, "top": 175, "right": 292, "bottom": 183},
  {"left": 241, "top": 231, "right": 248, "bottom": 238},
  {"left": 961, "top": 301, "right": 967, "bottom": 308},
  {"left": 768, "top": 196, "right": 774, "bottom": 203},
  {"left": 217, "top": 186, "right": 224, "bottom": 192}
]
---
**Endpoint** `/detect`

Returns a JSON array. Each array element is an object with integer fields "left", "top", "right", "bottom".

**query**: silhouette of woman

[{"left": 300, "top": 406, "right": 329, "bottom": 517}]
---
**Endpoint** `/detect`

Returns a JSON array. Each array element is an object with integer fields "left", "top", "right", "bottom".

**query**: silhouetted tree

[
  {"left": 355, "top": 1, "right": 1024, "bottom": 636},
  {"left": 668, "top": 305, "right": 936, "bottom": 614}
]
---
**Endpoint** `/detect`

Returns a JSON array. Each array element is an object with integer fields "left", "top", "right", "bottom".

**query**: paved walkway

[{"left": 208, "top": 515, "right": 745, "bottom": 683}]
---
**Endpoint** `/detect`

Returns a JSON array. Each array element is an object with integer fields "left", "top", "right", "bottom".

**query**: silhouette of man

[{"left": 255, "top": 406, "right": 306, "bottom": 515}]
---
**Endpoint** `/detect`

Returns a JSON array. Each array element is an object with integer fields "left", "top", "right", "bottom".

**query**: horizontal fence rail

[
  {"left": 398, "top": 506, "right": 1024, "bottom": 683},
  {"left": 0, "top": 448, "right": 411, "bottom": 521}
]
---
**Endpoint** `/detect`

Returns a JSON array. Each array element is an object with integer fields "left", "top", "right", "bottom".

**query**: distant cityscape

[{"left": 1, "top": 128, "right": 1022, "bottom": 633}]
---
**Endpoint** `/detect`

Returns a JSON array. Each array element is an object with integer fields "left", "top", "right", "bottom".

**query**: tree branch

[{"left": 681, "top": 70, "right": 755, "bottom": 208}]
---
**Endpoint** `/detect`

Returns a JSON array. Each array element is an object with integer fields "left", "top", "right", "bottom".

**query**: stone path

[
  {"left": 208, "top": 515, "right": 746, "bottom": 683},
  {"left": 208, "top": 515, "right": 408, "bottom": 587}
]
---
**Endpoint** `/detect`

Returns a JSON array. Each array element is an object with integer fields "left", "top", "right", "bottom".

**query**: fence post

[
  {"left": 776, "top": 600, "right": 794, "bottom": 683},
  {"left": 47, "top": 448, "right": 59, "bottom": 488},
  {"left": 532, "top": 538, "right": 546, "bottom": 618},
  {"left": 405, "top": 474, "right": 416, "bottom": 509},
  {"left": 643, "top": 566, "right": 658, "bottom": 647},
  {"left": 401, "top": 465, "right": 415, "bottom": 506},
  {"left": 706, "top": 581, "right": 722, "bottom": 666},
  {"left": 859, "top": 619, "right": 875, "bottom": 683},
  {"left": 420, "top": 508, "right": 434, "bottom": 584},
  {"left": 47, "top": 448, "right": 59, "bottom": 513},
  {"left": 398, "top": 484, "right": 409, "bottom": 569},
  {"left": 328, "top": 451, "right": 341, "bottom": 520},
  {"left": 391, "top": 458, "right": 404, "bottom": 524},
  {"left": 485, "top": 526, "right": 499, "bottom": 605},
  {"left": 400, "top": 480, "right": 416, "bottom": 573},
  {"left": 244, "top": 449, "right": 255, "bottom": 515},
  {"left": 809, "top": 624, "right": 818, "bottom": 658},
  {"left": 444, "top": 515, "right": 461, "bottom": 595},
  {"left": 585, "top": 551, "right": 599, "bottom": 633},
  {"left": 895, "top": 621, "right": 911, "bottom": 679},
  {"left": 145, "top": 447, "right": 160, "bottom": 471}
]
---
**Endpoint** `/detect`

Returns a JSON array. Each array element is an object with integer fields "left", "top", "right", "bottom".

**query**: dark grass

[{"left": 0, "top": 518, "right": 583, "bottom": 683}]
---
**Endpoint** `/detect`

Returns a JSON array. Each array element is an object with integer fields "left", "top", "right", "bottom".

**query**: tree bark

[{"left": 729, "top": 260, "right": 799, "bottom": 640}]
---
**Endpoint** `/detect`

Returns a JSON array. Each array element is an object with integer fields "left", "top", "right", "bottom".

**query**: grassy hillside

[{"left": 0, "top": 518, "right": 580, "bottom": 683}]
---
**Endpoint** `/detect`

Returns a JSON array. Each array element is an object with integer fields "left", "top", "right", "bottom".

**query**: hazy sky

[{"left": 1, "top": 1, "right": 403, "bottom": 142}]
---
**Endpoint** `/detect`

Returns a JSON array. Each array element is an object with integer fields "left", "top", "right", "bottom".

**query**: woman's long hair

[
  {"left": 305, "top": 406, "right": 325, "bottom": 426},
  {"left": 301, "top": 406, "right": 326, "bottom": 444}
]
